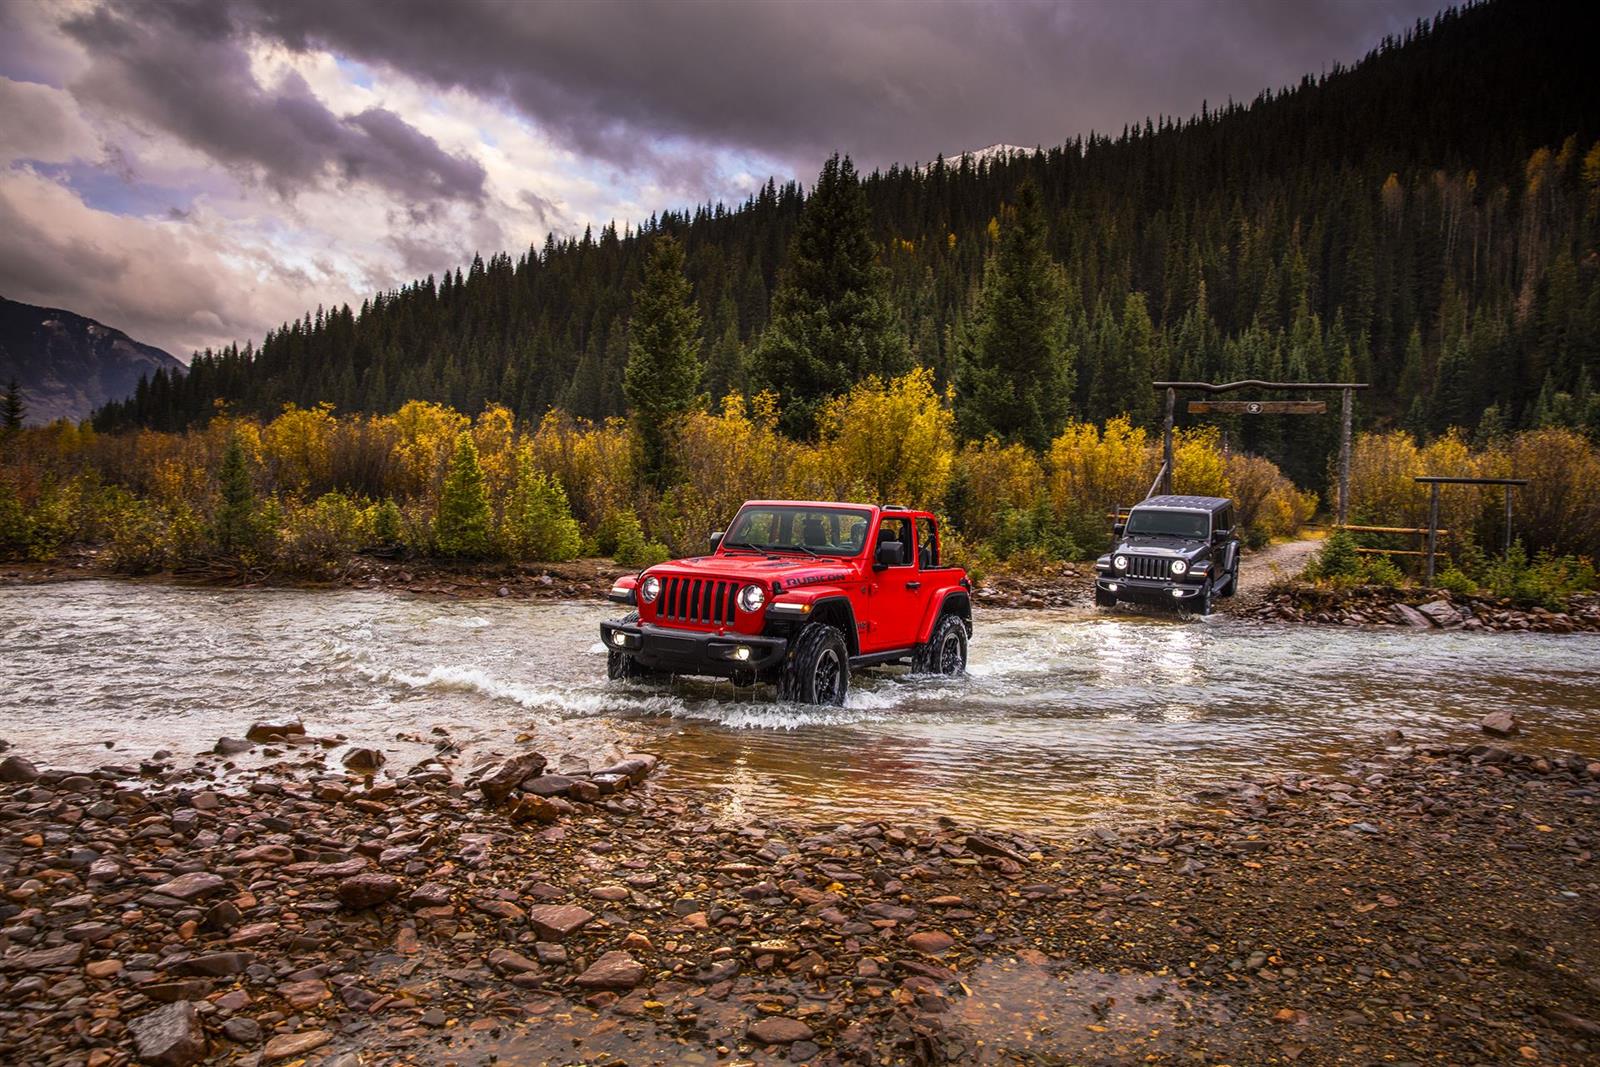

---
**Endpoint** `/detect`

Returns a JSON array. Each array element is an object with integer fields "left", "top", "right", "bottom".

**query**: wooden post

[
  {"left": 1425, "top": 482, "right": 1441, "bottom": 585},
  {"left": 1161, "top": 387, "right": 1175, "bottom": 495},
  {"left": 1338, "top": 387, "right": 1353, "bottom": 526},
  {"left": 1503, "top": 485, "right": 1514, "bottom": 560}
]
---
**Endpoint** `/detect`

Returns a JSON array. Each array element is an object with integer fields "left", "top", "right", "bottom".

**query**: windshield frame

[
  {"left": 723, "top": 505, "right": 873, "bottom": 558},
  {"left": 1125, "top": 507, "right": 1210, "bottom": 540}
]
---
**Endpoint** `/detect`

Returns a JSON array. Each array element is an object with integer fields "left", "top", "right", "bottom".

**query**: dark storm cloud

[
  {"left": 229, "top": 0, "right": 1446, "bottom": 174},
  {"left": 58, "top": 0, "right": 486, "bottom": 202}
]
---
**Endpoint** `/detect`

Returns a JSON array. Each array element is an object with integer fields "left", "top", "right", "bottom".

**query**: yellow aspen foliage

[
  {"left": 1045, "top": 416, "right": 1151, "bottom": 521},
  {"left": 815, "top": 368, "right": 955, "bottom": 508},
  {"left": 262, "top": 402, "right": 336, "bottom": 495}
]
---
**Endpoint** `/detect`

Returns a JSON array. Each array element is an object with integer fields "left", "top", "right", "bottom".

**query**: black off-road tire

[
  {"left": 1094, "top": 588, "right": 1118, "bottom": 608},
  {"left": 778, "top": 622, "right": 850, "bottom": 706},
  {"left": 605, "top": 612, "right": 653, "bottom": 681},
  {"left": 914, "top": 613, "right": 969, "bottom": 675},
  {"left": 1182, "top": 588, "right": 1213, "bottom": 617}
]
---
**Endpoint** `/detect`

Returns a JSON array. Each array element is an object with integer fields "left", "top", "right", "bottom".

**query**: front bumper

[
  {"left": 1095, "top": 574, "right": 1210, "bottom": 606},
  {"left": 600, "top": 619, "right": 788, "bottom": 676}
]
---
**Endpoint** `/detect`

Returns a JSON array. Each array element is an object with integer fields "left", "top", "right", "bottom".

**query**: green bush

[
  {"left": 609, "top": 508, "right": 670, "bottom": 567},
  {"left": 1480, "top": 542, "right": 1598, "bottom": 610},
  {"left": 106, "top": 492, "right": 173, "bottom": 574},
  {"left": 989, "top": 499, "right": 1080, "bottom": 563},
  {"left": 1361, "top": 554, "right": 1407, "bottom": 588},
  {"left": 1433, "top": 565, "right": 1478, "bottom": 597},
  {"left": 1304, "top": 529, "right": 1361, "bottom": 582},
  {"left": 0, "top": 484, "right": 29, "bottom": 560},
  {"left": 370, "top": 498, "right": 403, "bottom": 545},
  {"left": 503, "top": 458, "right": 582, "bottom": 562},
  {"left": 277, "top": 492, "right": 370, "bottom": 578}
]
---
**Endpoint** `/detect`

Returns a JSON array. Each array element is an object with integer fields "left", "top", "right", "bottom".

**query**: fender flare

[
  {"left": 921, "top": 589, "right": 972, "bottom": 642},
  {"left": 800, "top": 595, "right": 861, "bottom": 656}
]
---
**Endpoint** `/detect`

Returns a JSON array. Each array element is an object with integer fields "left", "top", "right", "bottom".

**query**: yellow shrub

[
  {"left": 262, "top": 402, "right": 336, "bottom": 495},
  {"left": 1045, "top": 416, "right": 1152, "bottom": 521},
  {"left": 949, "top": 438, "right": 1045, "bottom": 542},
  {"left": 373, "top": 401, "right": 469, "bottom": 502},
  {"left": 815, "top": 368, "right": 955, "bottom": 508}
]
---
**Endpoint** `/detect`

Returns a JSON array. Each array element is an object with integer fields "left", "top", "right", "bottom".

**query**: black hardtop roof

[{"left": 1135, "top": 495, "right": 1231, "bottom": 513}]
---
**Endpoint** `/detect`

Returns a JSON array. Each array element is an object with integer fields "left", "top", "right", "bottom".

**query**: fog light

[
  {"left": 1171, "top": 588, "right": 1186, "bottom": 597},
  {"left": 733, "top": 645, "right": 752, "bottom": 661},
  {"left": 611, "top": 631, "right": 628, "bottom": 646},
  {"left": 1106, "top": 583, "right": 1118, "bottom": 593}
]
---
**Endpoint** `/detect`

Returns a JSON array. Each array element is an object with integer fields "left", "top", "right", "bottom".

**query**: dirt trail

[{"left": 1226, "top": 536, "right": 1321, "bottom": 611}]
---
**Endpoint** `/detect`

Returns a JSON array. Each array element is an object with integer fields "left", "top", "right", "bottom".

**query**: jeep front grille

[
  {"left": 657, "top": 577, "right": 740, "bottom": 625},
  {"left": 1127, "top": 555, "right": 1173, "bottom": 580}
]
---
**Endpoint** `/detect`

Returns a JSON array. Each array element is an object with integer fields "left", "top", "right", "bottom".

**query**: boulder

[
  {"left": 574, "top": 950, "right": 645, "bottom": 990},
  {"left": 521, "top": 774, "right": 577, "bottom": 798},
  {"left": 1480, "top": 711, "right": 1520, "bottom": 737},
  {"left": 129, "top": 1001, "right": 206, "bottom": 1067},
  {"left": 150, "top": 872, "right": 227, "bottom": 902},
  {"left": 749, "top": 1016, "right": 813, "bottom": 1045},
  {"left": 245, "top": 720, "right": 305, "bottom": 742},
  {"left": 0, "top": 755, "right": 41, "bottom": 782},
  {"left": 337, "top": 873, "right": 401, "bottom": 909},
  {"left": 478, "top": 751, "right": 549, "bottom": 803},
  {"left": 1390, "top": 603, "right": 1434, "bottom": 628},
  {"left": 211, "top": 738, "right": 253, "bottom": 756},
  {"left": 526, "top": 903, "right": 594, "bottom": 940},
  {"left": 1418, "top": 599, "right": 1462, "bottom": 627},
  {"left": 507, "top": 795, "right": 559, "bottom": 825},
  {"left": 341, "top": 747, "right": 385, "bottom": 774}
]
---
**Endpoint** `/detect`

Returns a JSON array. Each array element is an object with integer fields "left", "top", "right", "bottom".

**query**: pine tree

[
  {"left": 624, "top": 235, "right": 703, "bottom": 486},
  {"left": 753, "top": 154, "right": 909, "bottom": 436},
  {"left": 503, "top": 447, "right": 582, "bottom": 562},
  {"left": 957, "top": 180, "right": 1073, "bottom": 449},
  {"left": 213, "top": 435, "right": 257, "bottom": 556},
  {"left": 1, "top": 380, "right": 24, "bottom": 431},
  {"left": 435, "top": 433, "right": 493, "bottom": 558}
]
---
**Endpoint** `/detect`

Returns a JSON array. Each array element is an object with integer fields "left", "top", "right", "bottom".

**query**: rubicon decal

[{"left": 785, "top": 572, "right": 850, "bottom": 588}]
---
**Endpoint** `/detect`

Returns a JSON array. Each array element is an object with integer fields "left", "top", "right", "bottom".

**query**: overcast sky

[{"left": 0, "top": 0, "right": 1444, "bottom": 359}]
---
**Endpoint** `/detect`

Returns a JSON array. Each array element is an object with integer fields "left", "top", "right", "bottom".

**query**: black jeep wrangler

[{"left": 1094, "top": 495, "right": 1240, "bottom": 615}]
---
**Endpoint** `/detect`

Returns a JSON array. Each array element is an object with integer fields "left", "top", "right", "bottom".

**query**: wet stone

[
  {"left": 749, "top": 1016, "right": 813, "bottom": 1044},
  {"left": 527, "top": 903, "right": 594, "bottom": 940},
  {"left": 150, "top": 872, "right": 226, "bottom": 901},
  {"left": 129, "top": 1000, "right": 206, "bottom": 1067},
  {"left": 575, "top": 950, "right": 645, "bottom": 991}
]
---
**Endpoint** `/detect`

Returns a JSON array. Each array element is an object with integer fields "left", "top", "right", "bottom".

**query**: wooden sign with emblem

[{"left": 1187, "top": 400, "right": 1326, "bottom": 415}]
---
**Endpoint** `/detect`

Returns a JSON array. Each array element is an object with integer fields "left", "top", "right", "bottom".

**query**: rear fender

[{"left": 919, "top": 588, "right": 972, "bottom": 642}]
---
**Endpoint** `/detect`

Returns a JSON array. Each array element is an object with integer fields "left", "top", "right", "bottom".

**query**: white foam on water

[{"left": 429, "top": 616, "right": 492, "bottom": 630}]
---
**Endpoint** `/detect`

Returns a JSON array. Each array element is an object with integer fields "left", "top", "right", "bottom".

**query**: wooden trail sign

[{"left": 1187, "top": 400, "right": 1326, "bottom": 415}]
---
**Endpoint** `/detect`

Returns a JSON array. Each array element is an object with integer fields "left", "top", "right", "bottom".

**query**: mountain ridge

[{"left": 0, "top": 297, "right": 183, "bottom": 426}]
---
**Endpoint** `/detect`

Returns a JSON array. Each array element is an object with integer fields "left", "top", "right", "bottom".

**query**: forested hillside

[{"left": 96, "top": 0, "right": 1600, "bottom": 492}]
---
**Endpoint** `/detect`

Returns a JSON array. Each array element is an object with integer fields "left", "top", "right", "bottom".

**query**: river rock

[
  {"left": 1418, "top": 600, "right": 1462, "bottom": 627},
  {"left": 262, "top": 1030, "right": 332, "bottom": 1062},
  {"left": 574, "top": 950, "right": 645, "bottom": 990},
  {"left": 1391, "top": 603, "right": 1433, "bottom": 628},
  {"left": 337, "top": 873, "right": 401, "bottom": 908},
  {"left": 507, "top": 794, "right": 559, "bottom": 824},
  {"left": 151, "top": 872, "right": 227, "bottom": 901},
  {"left": 527, "top": 903, "right": 594, "bottom": 940},
  {"left": 245, "top": 720, "right": 305, "bottom": 742},
  {"left": 479, "top": 751, "right": 549, "bottom": 802},
  {"left": 749, "top": 1016, "right": 813, "bottom": 1044},
  {"left": 906, "top": 930, "right": 956, "bottom": 954},
  {"left": 0, "top": 755, "right": 41, "bottom": 782},
  {"left": 341, "top": 747, "right": 385, "bottom": 773},
  {"left": 487, "top": 948, "right": 540, "bottom": 974},
  {"left": 172, "top": 951, "right": 253, "bottom": 976},
  {"left": 521, "top": 773, "right": 577, "bottom": 797},
  {"left": 129, "top": 1000, "right": 206, "bottom": 1067},
  {"left": 1480, "top": 711, "right": 1520, "bottom": 737},
  {"left": 212, "top": 737, "right": 253, "bottom": 756}
]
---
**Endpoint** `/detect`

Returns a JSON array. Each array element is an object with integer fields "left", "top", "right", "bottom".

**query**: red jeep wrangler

[{"left": 600, "top": 501, "right": 972, "bottom": 705}]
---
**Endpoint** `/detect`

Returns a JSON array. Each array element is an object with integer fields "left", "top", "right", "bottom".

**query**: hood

[
  {"left": 1116, "top": 534, "right": 1208, "bottom": 558},
  {"left": 650, "top": 553, "right": 860, "bottom": 583}
]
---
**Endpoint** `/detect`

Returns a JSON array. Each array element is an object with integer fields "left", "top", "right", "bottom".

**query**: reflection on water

[{"left": 4, "top": 581, "right": 1598, "bottom": 831}]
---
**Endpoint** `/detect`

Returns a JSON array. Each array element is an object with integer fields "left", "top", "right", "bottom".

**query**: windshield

[
  {"left": 725, "top": 505, "right": 871, "bottom": 557},
  {"left": 1126, "top": 508, "right": 1209, "bottom": 539}
]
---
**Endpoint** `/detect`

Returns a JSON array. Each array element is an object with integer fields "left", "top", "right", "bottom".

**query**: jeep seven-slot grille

[
  {"left": 657, "top": 577, "right": 739, "bottom": 625},
  {"left": 1127, "top": 555, "right": 1173, "bottom": 580}
]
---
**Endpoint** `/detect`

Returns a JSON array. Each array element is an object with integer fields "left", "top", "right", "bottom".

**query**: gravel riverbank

[{"left": 2, "top": 725, "right": 1597, "bottom": 1066}]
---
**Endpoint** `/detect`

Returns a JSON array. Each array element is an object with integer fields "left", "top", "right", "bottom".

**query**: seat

[{"left": 802, "top": 517, "right": 830, "bottom": 549}]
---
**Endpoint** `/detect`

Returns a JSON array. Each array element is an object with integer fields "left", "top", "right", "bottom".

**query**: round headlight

[
  {"left": 640, "top": 576, "right": 660, "bottom": 603},
  {"left": 1113, "top": 555, "right": 1128, "bottom": 571},
  {"left": 1170, "top": 559, "right": 1188, "bottom": 576},
  {"left": 738, "top": 584, "right": 767, "bottom": 613}
]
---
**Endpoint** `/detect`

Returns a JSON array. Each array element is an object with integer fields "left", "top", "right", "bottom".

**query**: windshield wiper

[{"left": 722, "top": 540, "right": 768, "bottom": 553}]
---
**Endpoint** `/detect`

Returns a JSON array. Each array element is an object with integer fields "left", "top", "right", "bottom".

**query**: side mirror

[
  {"left": 1214, "top": 527, "right": 1231, "bottom": 541},
  {"left": 709, "top": 531, "right": 724, "bottom": 554},
  {"left": 874, "top": 541, "right": 905, "bottom": 569},
  {"left": 1113, "top": 522, "right": 1127, "bottom": 539}
]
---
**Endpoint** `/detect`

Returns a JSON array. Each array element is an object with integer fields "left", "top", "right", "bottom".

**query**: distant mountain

[
  {"left": 0, "top": 297, "right": 183, "bottom": 425},
  {"left": 918, "top": 144, "right": 1034, "bottom": 172}
]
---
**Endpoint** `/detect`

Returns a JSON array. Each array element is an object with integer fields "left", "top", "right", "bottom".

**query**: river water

[{"left": 5, "top": 581, "right": 1598, "bottom": 832}]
